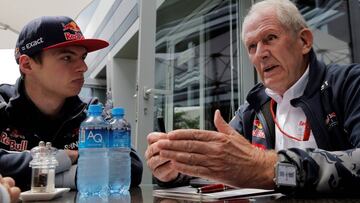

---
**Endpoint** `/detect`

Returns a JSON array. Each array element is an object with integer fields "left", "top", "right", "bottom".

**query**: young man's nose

[{"left": 76, "top": 60, "right": 88, "bottom": 72}]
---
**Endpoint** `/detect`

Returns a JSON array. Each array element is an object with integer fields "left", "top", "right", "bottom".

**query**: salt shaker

[{"left": 29, "top": 141, "right": 58, "bottom": 193}]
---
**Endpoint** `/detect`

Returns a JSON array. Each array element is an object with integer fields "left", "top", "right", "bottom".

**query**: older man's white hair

[{"left": 242, "top": 0, "right": 308, "bottom": 40}]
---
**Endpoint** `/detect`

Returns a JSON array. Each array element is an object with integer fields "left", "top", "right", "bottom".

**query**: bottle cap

[
  {"left": 112, "top": 107, "right": 125, "bottom": 116},
  {"left": 88, "top": 104, "right": 103, "bottom": 114}
]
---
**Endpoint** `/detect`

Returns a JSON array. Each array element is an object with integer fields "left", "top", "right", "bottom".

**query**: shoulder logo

[
  {"left": 321, "top": 80, "right": 329, "bottom": 91},
  {"left": 325, "top": 112, "right": 338, "bottom": 129}
]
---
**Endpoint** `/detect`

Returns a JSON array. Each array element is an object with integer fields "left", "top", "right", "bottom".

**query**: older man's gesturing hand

[
  {"left": 157, "top": 110, "right": 277, "bottom": 189},
  {"left": 145, "top": 132, "right": 179, "bottom": 182}
]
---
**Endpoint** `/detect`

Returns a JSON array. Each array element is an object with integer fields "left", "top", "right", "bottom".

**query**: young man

[
  {"left": 0, "top": 16, "right": 142, "bottom": 190},
  {"left": 146, "top": 0, "right": 360, "bottom": 195}
]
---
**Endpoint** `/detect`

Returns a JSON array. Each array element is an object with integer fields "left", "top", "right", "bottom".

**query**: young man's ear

[
  {"left": 299, "top": 28, "right": 313, "bottom": 55},
  {"left": 18, "top": 55, "right": 33, "bottom": 75}
]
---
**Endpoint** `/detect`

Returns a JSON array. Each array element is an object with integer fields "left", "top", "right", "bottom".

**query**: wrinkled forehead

[{"left": 242, "top": 8, "right": 281, "bottom": 40}]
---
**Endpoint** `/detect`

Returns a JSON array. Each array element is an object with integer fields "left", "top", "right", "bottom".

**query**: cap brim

[{"left": 43, "top": 39, "right": 109, "bottom": 52}]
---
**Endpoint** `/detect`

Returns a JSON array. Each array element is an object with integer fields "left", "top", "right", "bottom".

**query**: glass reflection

[
  {"left": 155, "top": 0, "right": 241, "bottom": 133},
  {"left": 76, "top": 191, "right": 130, "bottom": 203}
]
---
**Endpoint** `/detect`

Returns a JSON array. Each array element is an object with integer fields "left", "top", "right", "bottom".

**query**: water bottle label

[
  {"left": 109, "top": 130, "right": 130, "bottom": 148},
  {"left": 79, "top": 128, "right": 108, "bottom": 148}
]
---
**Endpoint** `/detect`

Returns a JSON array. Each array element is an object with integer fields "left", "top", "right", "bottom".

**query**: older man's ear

[{"left": 299, "top": 28, "right": 313, "bottom": 55}]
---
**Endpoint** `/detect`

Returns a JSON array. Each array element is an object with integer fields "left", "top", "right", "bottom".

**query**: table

[
  {"left": 20, "top": 185, "right": 360, "bottom": 203},
  {"left": 21, "top": 185, "right": 151, "bottom": 203}
]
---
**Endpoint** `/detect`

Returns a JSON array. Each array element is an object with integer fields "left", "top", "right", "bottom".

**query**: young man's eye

[{"left": 62, "top": 56, "right": 71, "bottom": 61}]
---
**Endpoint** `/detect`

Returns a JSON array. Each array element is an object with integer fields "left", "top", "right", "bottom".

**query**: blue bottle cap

[
  {"left": 112, "top": 107, "right": 125, "bottom": 116},
  {"left": 88, "top": 104, "right": 103, "bottom": 114}
]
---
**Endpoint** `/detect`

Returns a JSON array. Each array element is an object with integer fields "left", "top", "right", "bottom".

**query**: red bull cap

[{"left": 15, "top": 16, "right": 109, "bottom": 64}]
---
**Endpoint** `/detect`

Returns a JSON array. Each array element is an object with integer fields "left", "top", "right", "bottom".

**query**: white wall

[{"left": 110, "top": 58, "right": 137, "bottom": 146}]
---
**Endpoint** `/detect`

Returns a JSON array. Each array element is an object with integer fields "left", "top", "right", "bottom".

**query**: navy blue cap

[{"left": 15, "top": 16, "right": 109, "bottom": 64}]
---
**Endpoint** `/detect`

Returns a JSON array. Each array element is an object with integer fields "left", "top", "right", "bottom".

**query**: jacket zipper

[
  {"left": 51, "top": 104, "right": 87, "bottom": 142},
  {"left": 296, "top": 98, "right": 333, "bottom": 150},
  {"left": 256, "top": 110, "right": 273, "bottom": 148}
]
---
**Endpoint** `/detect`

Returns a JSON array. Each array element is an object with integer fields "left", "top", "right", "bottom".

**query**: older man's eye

[
  {"left": 248, "top": 44, "right": 256, "bottom": 53},
  {"left": 268, "top": 34, "right": 277, "bottom": 41}
]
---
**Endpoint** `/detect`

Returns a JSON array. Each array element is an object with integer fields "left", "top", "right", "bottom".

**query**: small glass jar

[{"left": 29, "top": 141, "right": 58, "bottom": 193}]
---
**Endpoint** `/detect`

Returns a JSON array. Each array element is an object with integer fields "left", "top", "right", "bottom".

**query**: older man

[{"left": 146, "top": 0, "right": 360, "bottom": 195}]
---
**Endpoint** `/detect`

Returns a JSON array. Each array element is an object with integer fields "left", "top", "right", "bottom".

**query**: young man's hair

[
  {"left": 29, "top": 52, "right": 43, "bottom": 64},
  {"left": 242, "top": 0, "right": 308, "bottom": 40},
  {"left": 19, "top": 52, "right": 43, "bottom": 76}
]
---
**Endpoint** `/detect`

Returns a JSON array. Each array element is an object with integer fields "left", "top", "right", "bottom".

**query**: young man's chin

[{"left": 66, "top": 88, "right": 82, "bottom": 97}]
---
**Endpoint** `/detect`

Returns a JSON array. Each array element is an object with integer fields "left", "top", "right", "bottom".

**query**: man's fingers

[
  {"left": 157, "top": 139, "right": 220, "bottom": 154},
  {"left": 160, "top": 150, "right": 210, "bottom": 167},
  {"left": 147, "top": 132, "right": 168, "bottom": 144},
  {"left": 150, "top": 158, "right": 178, "bottom": 182},
  {"left": 9, "top": 187, "right": 21, "bottom": 203},
  {"left": 167, "top": 129, "right": 224, "bottom": 141},
  {"left": 2, "top": 177, "right": 15, "bottom": 187},
  {"left": 147, "top": 155, "right": 171, "bottom": 170},
  {"left": 171, "top": 161, "right": 209, "bottom": 179},
  {"left": 145, "top": 142, "right": 162, "bottom": 159},
  {"left": 214, "top": 109, "right": 240, "bottom": 137}
]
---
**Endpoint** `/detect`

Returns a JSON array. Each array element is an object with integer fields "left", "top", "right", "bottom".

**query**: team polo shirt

[{"left": 265, "top": 67, "right": 318, "bottom": 151}]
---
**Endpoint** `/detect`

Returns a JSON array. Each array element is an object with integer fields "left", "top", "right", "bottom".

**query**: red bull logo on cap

[
  {"left": 62, "top": 21, "right": 84, "bottom": 41},
  {"left": 62, "top": 21, "right": 81, "bottom": 32}
]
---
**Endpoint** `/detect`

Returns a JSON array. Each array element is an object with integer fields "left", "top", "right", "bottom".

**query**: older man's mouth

[{"left": 264, "top": 65, "right": 279, "bottom": 72}]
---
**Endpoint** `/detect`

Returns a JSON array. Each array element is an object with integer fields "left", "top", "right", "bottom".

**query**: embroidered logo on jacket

[
  {"left": 252, "top": 119, "right": 265, "bottom": 138},
  {"left": 251, "top": 119, "right": 267, "bottom": 149},
  {"left": 325, "top": 112, "right": 338, "bottom": 129},
  {"left": 0, "top": 130, "right": 28, "bottom": 151},
  {"left": 64, "top": 141, "right": 79, "bottom": 150}
]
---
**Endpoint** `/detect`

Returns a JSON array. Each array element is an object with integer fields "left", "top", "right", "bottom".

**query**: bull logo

[{"left": 62, "top": 21, "right": 81, "bottom": 32}]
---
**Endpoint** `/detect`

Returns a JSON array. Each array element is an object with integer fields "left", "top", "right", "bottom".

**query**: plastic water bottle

[
  {"left": 109, "top": 107, "right": 131, "bottom": 194},
  {"left": 77, "top": 104, "right": 109, "bottom": 197}
]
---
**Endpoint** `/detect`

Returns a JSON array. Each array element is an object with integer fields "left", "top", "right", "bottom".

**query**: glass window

[
  {"left": 155, "top": 0, "right": 242, "bottom": 131},
  {"left": 294, "top": 0, "right": 352, "bottom": 64}
]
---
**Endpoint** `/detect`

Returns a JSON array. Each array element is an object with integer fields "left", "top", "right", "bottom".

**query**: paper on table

[{"left": 153, "top": 186, "right": 277, "bottom": 201}]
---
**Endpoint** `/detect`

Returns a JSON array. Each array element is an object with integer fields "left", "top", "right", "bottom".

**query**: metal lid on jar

[{"left": 29, "top": 141, "right": 59, "bottom": 167}]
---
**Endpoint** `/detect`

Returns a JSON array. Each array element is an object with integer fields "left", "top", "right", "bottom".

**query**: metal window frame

[{"left": 348, "top": 0, "right": 360, "bottom": 63}]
